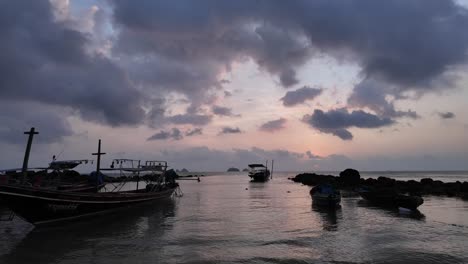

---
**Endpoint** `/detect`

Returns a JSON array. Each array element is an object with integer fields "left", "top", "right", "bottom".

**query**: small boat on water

[
  {"left": 248, "top": 163, "right": 271, "bottom": 182},
  {"left": 358, "top": 187, "right": 423, "bottom": 210},
  {"left": 310, "top": 184, "right": 341, "bottom": 207}
]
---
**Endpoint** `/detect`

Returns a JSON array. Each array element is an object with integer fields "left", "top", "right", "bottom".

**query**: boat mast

[
  {"left": 136, "top": 160, "right": 141, "bottom": 190},
  {"left": 22, "top": 127, "right": 39, "bottom": 184},
  {"left": 92, "top": 139, "right": 106, "bottom": 191},
  {"left": 271, "top": 160, "right": 274, "bottom": 179}
]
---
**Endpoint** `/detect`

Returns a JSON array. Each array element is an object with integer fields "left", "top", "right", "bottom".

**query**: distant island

[
  {"left": 227, "top": 167, "right": 240, "bottom": 172},
  {"left": 242, "top": 168, "right": 249, "bottom": 172}
]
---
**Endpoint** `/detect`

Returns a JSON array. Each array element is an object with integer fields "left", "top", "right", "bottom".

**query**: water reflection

[
  {"left": 357, "top": 199, "right": 425, "bottom": 220},
  {"left": 311, "top": 204, "right": 342, "bottom": 231},
  {"left": 0, "top": 199, "right": 177, "bottom": 264}
]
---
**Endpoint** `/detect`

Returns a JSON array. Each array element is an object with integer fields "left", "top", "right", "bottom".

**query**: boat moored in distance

[
  {"left": 248, "top": 163, "right": 271, "bottom": 182},
  {"left": 310, "top": 184, "right": 341, "bottom": 208}
]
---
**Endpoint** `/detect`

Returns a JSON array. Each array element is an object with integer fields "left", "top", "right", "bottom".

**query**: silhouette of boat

[
  {"left": 0, "top": 159, "right": 178, "bottom": 226},
  {"left": 310, "top": 184, "right": 341, "bottom": 207},
  {"left": 0, "top": 139, "right": 179, "bottom": 226},
  {"left": 248, "top": 163, "right": 270, "bottom": 182},
  {"left": 0, "top": 159, "right": 104, "bottom": 192}
]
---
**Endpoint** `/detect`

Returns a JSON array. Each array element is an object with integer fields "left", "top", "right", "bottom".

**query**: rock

[
  {"left": 227, "top": 167, "right": 240, "bottom": 172},
  {"left": 290, "top": 173, "right": 336, "bottom": 186},
  {"left": 339, "top": 168, "right": 360, "bottom": 186},
  {"left": 242, "top": 168, "right": 249, "bottom": 172},
  {"left": 376, "top": 176, "right": 396, "bottom": 187},
  {"left": 461, "top": 181, "right": 468, "bottom": 193},
  {"left": 420, "top": 178, "right": 433, "bottom": 185}
]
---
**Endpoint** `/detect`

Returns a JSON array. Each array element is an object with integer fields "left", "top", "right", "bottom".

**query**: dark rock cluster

[{"left": 290, "top": 168, "right": 468, "bottom": 199}]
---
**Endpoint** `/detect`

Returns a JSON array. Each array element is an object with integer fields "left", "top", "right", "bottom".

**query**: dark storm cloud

[
  {"left": 110, "top": 0, "right": 468, "bottom": 89},
  {"left": 0, "top": 0, "right": 145, "bottom": 127},
  {"left": 185, "top": 128, "right": 203, "bottom": 137},
  {"left": 147, "top": 128, "right": 183, "bottom": 141},
  {"left": 303, "top": 108, "right": 395, "bottom": 140},
  {"left": 281, "top": 86, "right": 323, "bottom": 107},
  {"left": 347, "top": 78, "right": 420, "bottom": 119},
  {"left": 0, "top": 102, "right": 73, "bottom": 144},
  {"left": 105, "top": 0, "right": 468, "bottom": 139},
  {"left": 438, "top": 112, "right": 456, "bottom": 119},
  {"left": 219, "top": 127, "right": 242, "bottom": 135},
  {"left": 167, "top": 114, "right": 213, "bottom": 126},
  {"left": 212, "top": 106, "right": 235, "bottom": 116},
  {"left": 3, "top": 0, "right": 468, "bottom": 140},
  {"left": 259, "top": 118, "right": 287, "bottom": 132}
]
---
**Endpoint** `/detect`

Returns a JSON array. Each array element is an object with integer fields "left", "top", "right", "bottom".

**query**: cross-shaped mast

[
  {"left": 92, "top": 139, "right": 106, "bottom": 189},
  {"left": 22, "top": 127, "right": 39, "bottom": 184}
]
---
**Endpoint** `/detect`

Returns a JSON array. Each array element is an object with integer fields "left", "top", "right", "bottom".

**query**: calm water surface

[{"left": 1, "top": 172, "right": 467, "bottom": 263}]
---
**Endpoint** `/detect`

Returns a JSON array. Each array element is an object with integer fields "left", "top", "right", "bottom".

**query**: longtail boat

[{"left": 0, "top": 133, "right": 179, "bottom": 226}]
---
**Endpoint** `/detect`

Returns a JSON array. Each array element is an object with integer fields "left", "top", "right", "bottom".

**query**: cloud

[
  {"left": 147, "top": 128, "right": 183, "bottom": 141},
  {"left": 218, "top": 127, "right": 242, "bottom": 135},
  {"left": 0, "top": 102, "right": 73, "bottom": 145},
  {"left": 259, "top": 118, "right": 287, "bottom": 132},
  {"left": 438, "top": 111, "right": 456, "bottom": 119},
  {"left": 281, "top": 86, "right": 323, "bottom": 107},
  {"left": 0, "top": 0, "right": 145, "bottom": 127},
  {"left": 144, "top": 147, "right": 468, "bottom": 171},
  {"left": 347, "top": 78, "right": 419, "bottom": 119},
  {"left": 166, "top": 114, "right": 213, "bottom": 126},
  {"left": 185, "top": 128, "right": 203, "bottom": 137},
  {"left": 306, "top": 151, "right": 322, "bottom": 159},
  {"left": 303, "top": 108, "right": 395, "bottom": 140},
  {"left": 2, "top": 0, "right": 468, "bottom": 141},
  {"left": 212, "top": 106, "right": 235, "bottom": 116},
  {"left": 111, "top": 0, "right": 468, "bottom": 92}
]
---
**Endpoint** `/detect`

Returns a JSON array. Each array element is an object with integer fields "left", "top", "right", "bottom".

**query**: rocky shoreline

[{"left": 290, "top": 168, "right": 468, "bottom": 200}]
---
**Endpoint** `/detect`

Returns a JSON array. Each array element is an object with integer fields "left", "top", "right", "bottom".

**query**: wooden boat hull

[
  {"left": 312, "top": 193, "right": 341, "bottom": 207},
  {"left": 249, "top": 172, "right": 270, "bottom": 182},
  {"left": 56, "top": 183, "right": 106, "bottom": 192},
  {"left": 0, "top": 184, "right": 177, "bottom": 225}
]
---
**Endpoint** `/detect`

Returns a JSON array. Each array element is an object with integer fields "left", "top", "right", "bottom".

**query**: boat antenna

[
  {"left": 271, "top": 159, "right": 274, "bottom": 179},
  {"left": 22, "top": 127, "right": 39, "bottom": 184},
  {"left": 92, "top": 139, "right": 106, "bottom": 191},
  {"left": 53, "top": 144, "right": 66, "bottom": 162}
]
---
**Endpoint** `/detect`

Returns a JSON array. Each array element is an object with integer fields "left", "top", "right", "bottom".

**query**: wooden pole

[
  {"left": 265, "top": 160, "right": 268, "bottom": 178},
  {"left": 271, "top": 160, "right": 274, "bottom": 179},
  {"left": 92, "top": 139, "right": 106, "bottom": 191},
  {"left": 136, "top": 160, "right": 140, "bottom": 191},
  {"left": 22, "top": 127, "right": 39, "bottom": 184}
]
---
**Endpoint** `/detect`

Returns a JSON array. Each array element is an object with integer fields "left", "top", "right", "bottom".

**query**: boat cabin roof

[
  {"left": 49, "top": 160, "right": 91, "bottom": 170},
  {"left": 248, "top": 164, "right": 266, "bottom": 168}
]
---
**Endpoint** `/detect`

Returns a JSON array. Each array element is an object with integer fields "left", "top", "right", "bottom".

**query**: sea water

[{"left": 1, "top": 172, "right": 467, "bottom": 263}]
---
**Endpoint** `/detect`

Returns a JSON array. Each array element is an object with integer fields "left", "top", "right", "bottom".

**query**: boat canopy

[
  {"left": 48, "top": 160, "right": 92, "bottom": 170},
  {"left": 248, "top": 164, "right": 266, "bottom": 168}
]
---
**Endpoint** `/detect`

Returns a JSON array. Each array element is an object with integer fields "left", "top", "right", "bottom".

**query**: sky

[{"left": 0, "top": 0, "right": 468, "bottom": 172}]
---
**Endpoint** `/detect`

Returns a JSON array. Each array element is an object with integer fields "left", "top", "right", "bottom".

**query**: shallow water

[{"left": 1, "top": 172, "right": 467, "bottom": 263}]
